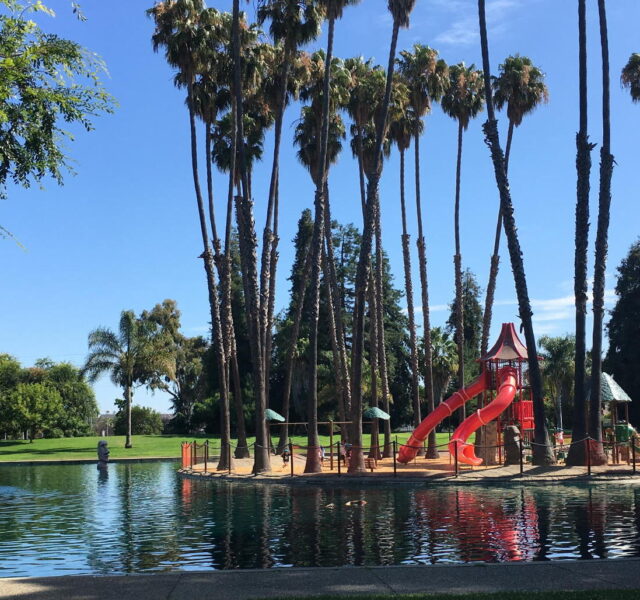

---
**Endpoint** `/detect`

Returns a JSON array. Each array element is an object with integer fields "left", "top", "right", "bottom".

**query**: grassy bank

[
  {"left": 0, "top": 432, "right": 452, "bottom": 462},
  {"left": 268, "top": 592, "right": 639, "bottom": 600}
]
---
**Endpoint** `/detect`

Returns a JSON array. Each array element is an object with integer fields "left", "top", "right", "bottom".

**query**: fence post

[
  {"left": 632, "top": 441, "right": 636, "bottom": 475},
  {"left": 289, "top": 442, "right": 294, "bottom": 477},
  {"left": 586, "top": 438, "right": 592, "bottom": 477},
  {"left": 337, "top": 441, "right": 341, "bottom": 477},
  {"left": 191, "top": 441, "right": 195, "bottom": 468},
  {"left": 204, "top": 440, "right": 208, "bottom": 473},
  {"left": 393, "top": 440, "right": 397, "bottom": 477},
  {"left": 519, "top": 436, "right": 524, "bottom": 476},
  {"left": 454, "top": 442, "right": 459, "bottom": 478},
  {"left": 228, "top": 441, "right": 232, "bottom": 475}
]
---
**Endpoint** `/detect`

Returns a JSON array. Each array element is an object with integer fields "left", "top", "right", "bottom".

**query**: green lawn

[
  {"left": 265, "top": 592, "right": 638, "bottom": 600},
  {"left": 0, "top": 431, "right": 453, "bottom": 462}
]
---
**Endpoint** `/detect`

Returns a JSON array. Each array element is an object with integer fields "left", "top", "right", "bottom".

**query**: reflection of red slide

[
  {"left": 449, "top": 366, "right": 518, "bottom": 466},
  {"left": 397, "top": 372, "right": 488, "bottom": 464}
]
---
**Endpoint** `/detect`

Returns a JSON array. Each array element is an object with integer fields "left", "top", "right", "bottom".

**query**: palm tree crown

[
  {"left": 319, "top": 0, "right": 361, "bottom": 21},
  {"left": 388, "top": 0, "right": 416, "bottom": 28},
  {"left": 493, "top": 54, "right": 549, "bottom": 127},
  {"left": 621, "top": 53, "right": 640, "bottom": 102},
  {"left": 441, "top": 63, "right": 485, "bottom": 130}
]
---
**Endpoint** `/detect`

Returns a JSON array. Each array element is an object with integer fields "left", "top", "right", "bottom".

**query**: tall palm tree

[
  {"left": 588, "top": 0, "right": 614, "bottom": 466},
  {"left": 231, "top": 0, "right": 271, "bottom": 473},
  {"left": 396, "top": 44, "right": 449, "bottom": 458},
  {"left": 539, "top": 335, "right": 576, "bottom": 432},
  {"left": 388, "top": 109, "right": 422, "bottom": 457},
  {"left": 256, "top": 1, "right": 324, "bottom": 395},
  {"left": 481, "top": 55, "right": 548, "bottom": 356},
  {"left": 350, "top": 0, "right": 416, "bottom": 473},
  {"left": 621, "top": 53, "right": 640, "bottom": 102},
  {"left": 148, "top": 0, "right": 233, "bottom": 470},
  {"left": 477, "top": 0, "right": 554, "bottom": 464},
  {"left": 84, "top": 311, "right": 173, "bottom": 448},
  {"left": 567, "top": 0, "right": 593, "bottom": 467},
  {"left": 440, "top": 62, "right": 484, "bottom": 419}
]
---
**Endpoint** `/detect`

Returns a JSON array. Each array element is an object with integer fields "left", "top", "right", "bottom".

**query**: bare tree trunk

[
  {"left": 567, "top": 0, "right": 593, "bottom": 466},
  {"left": 414, "top": 134, "right": 437, "bottom": 458},
  {"left": 588, "top": 0, "right": 613, "bottom": 466},
  {"left": 125, "top": 383, "right": 132, "bottom": 449},
  {"left": 478, "top": 0, "right": 554, "bottom": 465},
  {"left": 399, "top": 149, "right": 421, "bottom": 439},
  {"left": 453, "top": 121, "right": 465, "bottom": 421}
]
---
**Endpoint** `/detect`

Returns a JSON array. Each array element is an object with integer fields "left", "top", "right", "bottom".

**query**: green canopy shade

[
  {"left": 265, "top": 408, "right": 285, "bottom": 422},
  {"left": 363, "top": 407, "right": 391, "bottom": 420},
  {"left": 601, "top": 373, "right": 632, "bottom": 404}
]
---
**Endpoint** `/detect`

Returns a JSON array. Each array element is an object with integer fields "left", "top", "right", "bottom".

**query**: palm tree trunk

[
  {"left": 368, "top": 286, "right": 380, "bottom": 460},
  {"left": 232, "top": 0, "right": 269, "bottom": 473},
  {"left": 399, "top": 148, "right": 421, "bottom": 439},
  {"left": 264, "top": 179, "right": 280, "bottom": 406},
  {"left": 478, "top": 0, "right": 554, "bottom": 465},
  {"left": 374, "top": 200, "right": 392, "bottom": 458},
  {"left": 414, "top": 133, "right": 437, "bottom": 458},
  {"left": 567, "top": 0, "right": 592, "bottom": 467},
  {"left": 125, "top": 382, "right": 132, "bottom": 448},
  {"left": 453, "top": 121, "right": 465, "bottom": 420},
  {"left": 186, "top": 79, "right": 232, "bottom": 471},
  {"left": 277, "top": 245, "right": 312, "bottom": 454},
  {"left": 350, "top": 19, "right": 401, "bottom": 473},
  {"left": 588, "top": 0, "right": 614, "bottom": 466}
]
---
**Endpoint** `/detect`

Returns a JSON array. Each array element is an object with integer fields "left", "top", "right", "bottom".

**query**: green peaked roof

[{"left": 601, "top": 372, "right": 632, "bottom": 403}]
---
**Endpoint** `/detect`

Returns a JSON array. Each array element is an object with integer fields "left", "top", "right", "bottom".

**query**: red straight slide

[
  {"left": 448, "top": 366, "right": 518, "bottom": 466},
  {"left": 397, "top": 372, "right": 488, "bottom": 464}
]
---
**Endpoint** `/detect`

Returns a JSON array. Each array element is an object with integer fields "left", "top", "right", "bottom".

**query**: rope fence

[{"left": 180, "top": 435, "right": 639, "bottom": 478}]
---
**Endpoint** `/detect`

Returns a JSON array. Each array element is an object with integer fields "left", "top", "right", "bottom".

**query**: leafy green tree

[
  {"left": 2, "top": 382, "right": 63, "bottom": 441},
  {"left": 83, "top": 310, "right": 174, "bottom": 448},
  {"left": 605, "top": 240, "right": 640, "bottom": 426},
  {"left": 0, "top": 354, "right": 21, "bottom": 391},
  {"left": 114, "top": 405, "right": 163, "bottom": 436},
  {"left": 429, "top": 327, "right": 458, "bottom": 407},
  {"left": 0, "top": 0, "right": 113, "bottom": 200}
]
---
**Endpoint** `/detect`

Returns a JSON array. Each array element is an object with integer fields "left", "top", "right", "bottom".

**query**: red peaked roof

[{"left": 481, "top": 322, "right": 529, "bottom": 362}]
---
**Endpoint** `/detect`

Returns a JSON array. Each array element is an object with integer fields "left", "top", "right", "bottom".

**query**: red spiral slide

[
  {"left": 448, "top": 366, "right": 518, "bottom": 466},
  {"left": 397, "top": 372, "right": 489, "bottom": 464}
]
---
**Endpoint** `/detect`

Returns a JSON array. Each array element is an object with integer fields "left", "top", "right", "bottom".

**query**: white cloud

[{"left": 433, "top": 0, "right": 521, "bottom": 47}]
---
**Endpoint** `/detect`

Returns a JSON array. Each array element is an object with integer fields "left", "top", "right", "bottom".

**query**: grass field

[
  {"left": 0, "top": 431, "right": 454, "bottom": 462},
  {"left": 267, "top": 592, "right": 639, "bottom": 600}
]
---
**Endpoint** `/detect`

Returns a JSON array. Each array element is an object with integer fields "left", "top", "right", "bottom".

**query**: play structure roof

[
  {"left": 601, "top": 373, "right": 632, "bottom": 403},
  {"left": 480, "top": 322, "right": 529, "bottom": 362}
]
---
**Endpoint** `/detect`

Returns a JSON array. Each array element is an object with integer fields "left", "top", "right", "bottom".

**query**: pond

[{"left": 1, "top": 462, "right": 640, "bottom": 577}]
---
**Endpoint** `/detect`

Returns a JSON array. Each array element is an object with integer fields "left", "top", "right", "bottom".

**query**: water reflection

[{"left": 1, "top": 462, "right": 640, "bottom": 577}]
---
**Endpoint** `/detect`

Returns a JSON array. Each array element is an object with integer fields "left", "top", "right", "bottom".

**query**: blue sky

[{"left": 1, "top": 0, "right": 638, "bottom": 414}]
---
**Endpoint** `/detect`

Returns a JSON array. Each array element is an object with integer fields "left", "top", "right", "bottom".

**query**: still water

[{"left": 1, "top": 461, "right": 640, "bottom": 577}]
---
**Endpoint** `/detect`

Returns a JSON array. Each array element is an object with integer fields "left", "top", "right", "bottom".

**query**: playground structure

[{"left": 398, "top": 322, "right": 535, "bottom": 466}]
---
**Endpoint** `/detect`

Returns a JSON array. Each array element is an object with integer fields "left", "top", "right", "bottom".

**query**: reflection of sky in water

[{"left": 1, "top": 462, "right": 640, "bottom": 577}]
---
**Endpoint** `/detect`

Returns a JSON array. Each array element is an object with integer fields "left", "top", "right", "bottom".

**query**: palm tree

[
  {"left": 84, "top": 311, "right": 173, "bottom": 448},
  {"left": 430, "top": 327, "right": 458, "bottom": 408},
  {"left": 388, "top": 109, "right": 422, "bottom": 457},
  {"left": 481, "top": 55, "right": 548, "bottom": 356},
  {"left": 588, "top": 0, "right": 614, "bottom": 466},
  {"left": 621, "top": 53, "right": 640, "bottom": 102},
  {"left": 440, "top": 62, "right": 484, "bottom": 419},
  {"left": 539, "top": 335, "right": 576, "bottom": 432},
  {"left": 256, "top": 1, "right": 324, "bottom": 395},
  {"left": 477, "top": 0, "right": 554, "bottom": 464},
  {"left": 396, "top": 44, "right": 449, "bottom": 459},
  {"left": 567, "top": 0, "right": 593, "bottom": 467},
  {"left": 350, "top": 0, "right": 416, "bottom": 473},
  {"left": 148, "top": 0, "right": 233, "bottom": 470}
]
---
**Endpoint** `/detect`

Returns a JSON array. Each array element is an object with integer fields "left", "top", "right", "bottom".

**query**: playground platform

[
  {"left": 180, "top": 451, "right": 640, "bottom": 485},
  {"left": 2, "top": 558, "right": 639, "bottom": 599}
]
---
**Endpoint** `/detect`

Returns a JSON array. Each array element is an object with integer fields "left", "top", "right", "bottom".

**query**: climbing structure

[{"left": 397, "top": 323, "right": 534, "bottom": 466}]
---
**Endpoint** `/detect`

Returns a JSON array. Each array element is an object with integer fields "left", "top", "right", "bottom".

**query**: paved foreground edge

[{"left": 1, "top": 559, "right": 640, "bottom": 599}]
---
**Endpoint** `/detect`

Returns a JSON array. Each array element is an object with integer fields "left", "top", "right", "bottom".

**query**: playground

[{"left": 181, "top": 323, "right": 639, "bottom": 482}]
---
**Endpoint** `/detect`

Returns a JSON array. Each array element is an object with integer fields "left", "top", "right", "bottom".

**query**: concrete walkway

[{"left": 2, "top": 559, "right": 639, "bottom": 599}]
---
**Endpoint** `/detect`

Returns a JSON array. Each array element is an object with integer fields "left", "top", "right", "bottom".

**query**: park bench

[{"left": 364, "top": 457, "right": 377, "bottom": 472}]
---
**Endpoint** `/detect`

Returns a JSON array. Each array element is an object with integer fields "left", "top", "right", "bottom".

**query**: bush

[{"left": 114, "top": 406, "right": 163, "bottom": 435}]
